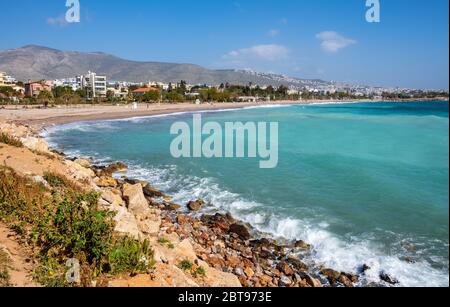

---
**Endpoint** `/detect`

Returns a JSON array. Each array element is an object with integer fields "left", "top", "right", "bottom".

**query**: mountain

[{"left": 0, "top": 45, "right": 329, "bottom": 88}]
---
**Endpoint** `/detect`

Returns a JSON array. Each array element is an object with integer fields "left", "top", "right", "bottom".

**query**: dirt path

[{"left": 0, "top": 223, "right": 38, "bottom": 287}]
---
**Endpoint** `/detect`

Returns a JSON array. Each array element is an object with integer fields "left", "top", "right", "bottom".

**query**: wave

[{"left": 121, "top": 162, "right": 449, "bottom": 287}]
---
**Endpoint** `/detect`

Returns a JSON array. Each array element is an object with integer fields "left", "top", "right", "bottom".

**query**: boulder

[
  {"left": 294, "top": 240, "right": 311, "bottom": 250},
  {"left": 122, "top": 183, "right": 149, "bottom": 215},
  {"left": 229, "top": 223, "right": 250, "bottom": 240},
  {"left": 143, "top": 184, "right": 165, "bottom": 198},
  {"left": 101, "top": 189, "right": 125, "bottom": 207},
  {"left": 74, "top": 158, "right": 91, "bottom": 168},
  {"left": 95, "top": 176, "right": 117, "bottom": 188},
  {"left": 136, "top": 209, "right": 162, "bottom": 236},
  {"left": 20, "top": 136, "right": 50, "bottom": 153},
  {"left": 379, "top": 272, "right": 399, "bottom": 285},
  {"left": 298, "top": 272, "right": 322, "bottom": 288},
  {"left": 187, "top": 199, "right": 205, "bottom": 211},
  {"left": 109, "top": 205, "right": 140, "bottom": 240},
  {"left": 279, "top": 276, "right": 293, "bottom": 287},
  {"left": 338, "top": 274, "right": 354, "bottom": 287},
  {"left": 276, "top": 261, "right": 294, "bottom": 276}
]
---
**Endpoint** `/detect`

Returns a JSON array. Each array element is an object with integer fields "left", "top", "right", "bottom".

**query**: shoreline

[
  {"left": 1, "top": 98, "right": 447, "bottom": 132},
  {"left": 1, "top": 99, "right": 448, "bottom": 287}
]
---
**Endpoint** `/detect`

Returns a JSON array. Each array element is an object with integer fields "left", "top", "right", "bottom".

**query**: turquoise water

[{"left": 45, "top": 101, "right": 449, "bottom": 287}]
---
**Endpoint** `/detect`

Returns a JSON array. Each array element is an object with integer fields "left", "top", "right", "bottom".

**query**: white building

[
  {"left": 76, "top": 71, "right": 107, "bottom": 98},
  {"left": 0, "top": 71, "right": 15, "bottom": 86}
]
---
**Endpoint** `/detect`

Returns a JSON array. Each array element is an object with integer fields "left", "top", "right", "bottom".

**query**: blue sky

[{"left": 0, "top": 0, "right": 448, "bottom": 89}]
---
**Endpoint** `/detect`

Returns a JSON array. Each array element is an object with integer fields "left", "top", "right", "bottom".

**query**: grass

[
  {"left": 158, "top": 237, "right": 175, "bottom": 249},
  {"left": 179, "top": 259, "right": 206, "bottom": 279},
  {"left": 0, "top": 248, "right": 11, "bottom": 287},
  {"left": 0, "top": 167, "right": 155, "bottom": 287},
  {"left": 0, "top": 133, "right": 23, "bottom": 148},
  {"left": 193, "top": 266, "right": 206, "bottom": 279}
]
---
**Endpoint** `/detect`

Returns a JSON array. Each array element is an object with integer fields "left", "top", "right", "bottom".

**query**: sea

[{"left": 44, "top": 101, "right": 449, "bottom": 287}]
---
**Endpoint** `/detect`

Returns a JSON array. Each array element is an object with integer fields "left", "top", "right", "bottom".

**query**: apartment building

[{"left": 76, "top": 71, "right": 107, "bottom": 98}]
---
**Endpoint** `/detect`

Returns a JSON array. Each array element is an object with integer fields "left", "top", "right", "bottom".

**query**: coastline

[
  {"left": 2, "top": 98, "right": 447, "bottom": 131},
  {"left": 1, "top": 99, "right": 448, "bottom": 287}
]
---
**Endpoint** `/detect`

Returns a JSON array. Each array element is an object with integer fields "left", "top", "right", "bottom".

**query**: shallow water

[{"left": 45, "top": 101, "right": 449, "bottom": 287}]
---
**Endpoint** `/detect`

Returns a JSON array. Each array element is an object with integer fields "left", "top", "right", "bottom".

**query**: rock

[
  {"left": 294, "top": 240, "right": 311, "bottom": 250},
  {"left": 95, "top": 176, "right": 117, "bottom": 188},
  {"left": 234, "top": 268, "right": 244, "bottom": 276},
  {"left": 74, "top": 158, "right": 91, "bottom": 168},
  {"left": 338, "top": 274, "right": 353, "bottom": 287},
  {"left": 137, "top": 213, "right": 161, "bottom": 235},
  {"left": 109, "top": 205, "right": 140, "bottom": 240},
  {"left": 276, "top": 261, "right": 294, "bottom": 276},
  {"left": 64, "top": 160, "right": 96, "bottom": 180},
  {"left": 122, "top": 183, "right": 149, "bottom": 215},
  {"left": 229, "top": 223, "right": 250, "bottom": 240},
  {"left": 279, "top": 276, "right": 292, "bottom": 287},
  {"left": 379, "top": 272, "right": 399, "bottom": 285},
  {"left": 401, "top": 242, "right": 417, "bottom": 251},
  {"left": 298, "top": 272, "right": 322, "bottom": 288},
  {"left": 31, "top": 175, "right": 50, "bottom": 189},
  {"left": 244, "top": 267, "right": 255, "bottom": 278},
  {"left": 320, "top": 268, "right": 341, "bottom": 280},
  {"left": 358, "top": 264, "right": 371, "bottom": 274},
  {"left": 101, "top": 189, "right": 125, "bottom": 206},
  {"left": 97, "top": 162, "right": 128, "bottom": 176},
  {"left": 287, "top": 255, "right": 308, "bottom": 272},
  {"left": 143, "top": 184, "right": 164, "bottom": 198},
  {"left": 187, "top": 199, "right": 205, "bottom": 211},
  {"left": 165, "top": 203, "right": 181, "bottom": 211},
  {"left": 20, "top": 136, "right": 50, "bottom": 153}
]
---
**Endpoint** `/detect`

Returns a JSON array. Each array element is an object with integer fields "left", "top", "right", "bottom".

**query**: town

[{"left": 0, "top": 70, "right": 448, "bottom": 107}]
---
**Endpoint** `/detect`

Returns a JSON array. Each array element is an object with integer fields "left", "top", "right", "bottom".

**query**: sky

[{"left": 0, "top": 0, "right": 448, "bottom": 89}]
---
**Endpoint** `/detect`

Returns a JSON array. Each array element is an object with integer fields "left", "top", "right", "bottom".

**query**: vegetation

[
  {"left": 0, "top": 167, "right": 155, "bottom": 287},
  {"left": 0, "top": 133, "right": 23, "bottom": 148},
  {"left": 179, "top": 259, "right": 193, "bottom": 272},
  {"left": 0, "top": 248, "right": 11, "bottom": 287}
]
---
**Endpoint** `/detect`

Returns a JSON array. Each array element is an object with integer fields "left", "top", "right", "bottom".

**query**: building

[
  {"left": 76, "top": 71, "right": 107, "bottom": 98},
  {"left": 24, "top": 80, "right": 53, "bottom": 98},
  {"left": 0, "top": 71, "right": 16, "bottom": 87},
  {"left": 132, "top": 87, "right": 160, "bottom": 96}
]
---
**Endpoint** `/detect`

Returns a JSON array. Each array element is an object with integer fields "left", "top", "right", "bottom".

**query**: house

[
  {"left": 24, "top": 80, "right": 53, "bottom": 98},
  {"left": 76, "top": 71, "right": 107, "bottom": 98},
  {"left": 132, "top": 87, "right": 160, "bottom": 96},
  {"left": 0, "top": 71, "right": 16, "bottom": 87}
]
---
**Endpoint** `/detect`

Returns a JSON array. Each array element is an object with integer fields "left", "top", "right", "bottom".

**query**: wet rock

[
  {"left": 401, "top": 242, "right": 417, "bottom": 251},
  {"left": 298, "top": 272, "right": 322, "bottom": 288},
  {"left": 229, "top": 223, "right": 250, "bottom": 240},
  {"left": 279, "top": 276, "right": 292, "bottom": 287},
  {"left": 276, "top": 261, "right": 294, "bottom": 276},
  {"left": 187, "top": 199, "right": 205, "bottom": 211},
  {"left": 96, "top": 162, "right": 128, "bottom": 176},
  {"left": 294, "top": 240, "right": 311, "bottom": 250},
  {"left": 143, "top": 184, "right": 164, "bottom": 198},
  {"left": 234, "top": 268, "right": 244, "bottom": 276},
  {"left": 379, "top": 272, "right": 399, "bottom": 285},
  {"left": 338, "top": 274, "right": 354, "bottom": 287},
  {"left": 287, "top": 255, "right": 308, "bottom": 271},
  {"left": 358, "top": 264, "right": 371, "bottom": 274},
  {"left": 164, "top": 203, "right": 181, "bottom": 211}
]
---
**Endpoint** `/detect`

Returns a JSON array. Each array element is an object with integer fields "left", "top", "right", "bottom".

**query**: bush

[
  {"left": 179, "top": 259, "right": 193, "bottom": 271},
  {"left": 108, "top": 238, "right": 154, "bottom": 275},
  {"left": 0, "top": 167, "right": 155, "bottom": 287},
  {"left": 0, "top": 133, "right": 23, "bottom": 147}
]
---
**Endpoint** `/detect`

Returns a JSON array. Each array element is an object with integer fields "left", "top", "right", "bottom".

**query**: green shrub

[
  {"left": 179, "top": 259, "right": 193, "bottom": 271},
  {"left": 108, "top": 238, "right": 154, "bottom": 275},
  {"left": 193, "top": 266, "right": 206, "bottom": 279}
]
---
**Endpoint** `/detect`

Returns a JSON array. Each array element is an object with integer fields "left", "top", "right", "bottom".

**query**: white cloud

[
  {"left": 46, "top": 15, "right": 68, "bottom": 27},
  {"left": 316, "top": 31, "right": 356, "bottom": 53},
  {"left": 223, "top": 44, "right": 290, "bottom": 62},
  {"left": 268, "top": 29, "right": 280, "bottom": 37}
]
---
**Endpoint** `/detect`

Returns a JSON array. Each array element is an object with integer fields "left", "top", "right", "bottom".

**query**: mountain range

[{"left": 0, "top": 45, "right": 331, "bottom": 88}]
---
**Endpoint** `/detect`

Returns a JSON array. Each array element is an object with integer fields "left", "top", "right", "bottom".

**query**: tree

[
  {"left": 142, "top": 90, "right": 160, "bottom": 103},
  {"left": 38, "top": 90, "right": 53, "bottom": 107}
]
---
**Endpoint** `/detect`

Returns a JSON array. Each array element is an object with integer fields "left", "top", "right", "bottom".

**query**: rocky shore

[{"left": 0, "top": 121, "right": 397, "bottom": 287}]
